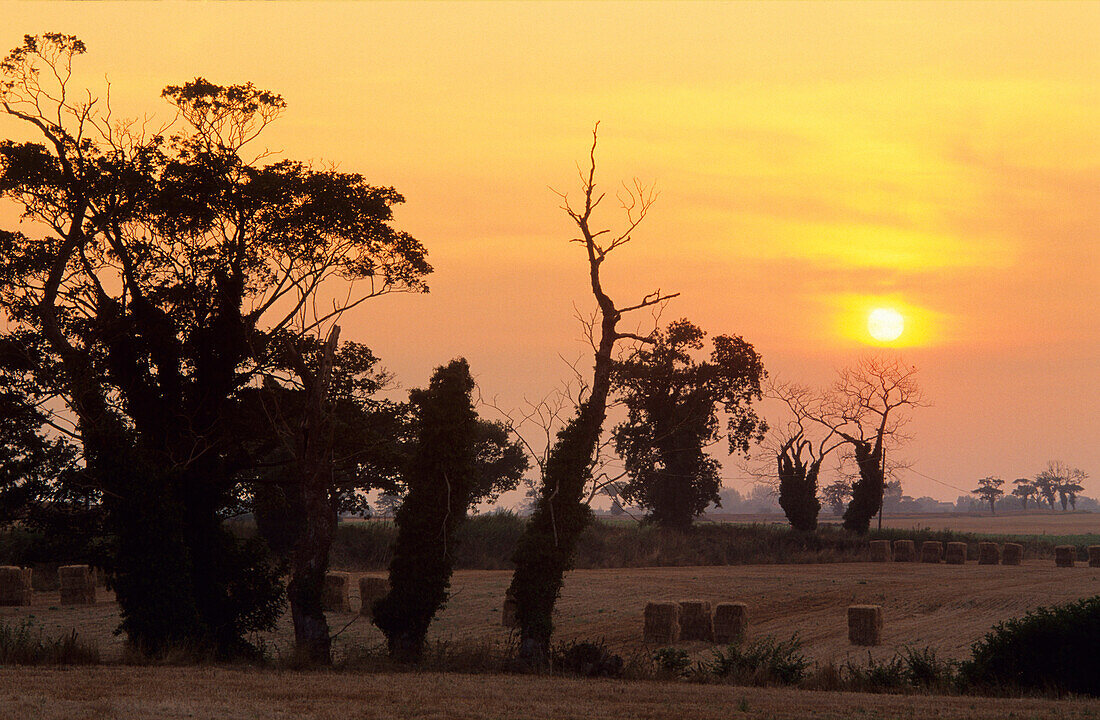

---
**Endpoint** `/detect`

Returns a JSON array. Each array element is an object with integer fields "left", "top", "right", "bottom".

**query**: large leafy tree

[
  {"left": 0, "top": 34, "right": 430, "bottom": 655},
  {"left": 611, "top": 319, "right": 766, "bottom": 531}
]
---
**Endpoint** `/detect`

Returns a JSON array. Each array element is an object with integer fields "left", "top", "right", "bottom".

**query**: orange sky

[{"left": 2, "top": 2, "right": 1097, "bottom": 502}]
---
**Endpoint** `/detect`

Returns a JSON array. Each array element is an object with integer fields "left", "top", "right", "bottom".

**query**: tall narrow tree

[
  {"left": 507, "top": 126, "right": 677, "bottom": 663},
  {"left": 373, "top": 359, "right": 480, "bottom": 661}
]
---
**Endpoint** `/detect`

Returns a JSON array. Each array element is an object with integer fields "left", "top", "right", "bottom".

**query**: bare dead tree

[
  {"left": 757, "top": 381, "right": 846, "bottom": 531},
  {"left": 507, "top": 124, "right": 677, "bottom": 662},
  {"left": 814, "top": 356, "right": 927, "bottom": 534}
]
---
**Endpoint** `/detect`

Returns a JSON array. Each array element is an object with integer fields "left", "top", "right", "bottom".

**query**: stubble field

[
  {"left": 3, "top": 546, "right": 1100, "bottom": 719},
  {"left": 4, "top": 560, "right": 1098, "bottom": 666},
  {"left": 2, "top": 665, "right": 1099, "bottom": 720}
]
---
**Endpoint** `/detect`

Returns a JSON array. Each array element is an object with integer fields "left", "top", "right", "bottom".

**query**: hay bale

[
  {"left": 892, "top": 539, "right": 916, "bottom": 562},
  {"left": 944, "top": 542, "right": 967, "bottom": 565},
  {"left": 678, "top": 600, "right": 713, "bottom": 642},
  {"left": 357, "top": 575, "right": 388, "bottom": 618},
  {"left": 1088, "top": 546, "right": 1100, "bottom": 568},
  {"left": 713, "top": 602, "right": 748, "bottom": 643},
  {"left": 1002, "top": 542, "right": 1023, "bottom": 565},
  {"left": 501, "top": 591, "right": 519, "bottom": 628},
  {"left": 869, "top": 540, "right": 892, "bottom": 562},
  {"left": 848, "top": 604, "right": 883, "bottom": 646},
  {"left": 0, "top": 566, "right": 31, "bottom": 606},
  {"left": 978, "top": 542, "right": 1001, "bottom": 565},
  {"left": 1055, "top": 545, "right": 1076, "bottom": 568},
  {"left": 920, "top": 541, "right": 943, "bottom": 563},
  {"left": 643, "top": 602, "right": 680, "bottom": 643},
  {"left": 58, "top": 564, "right": 96, "bottom": 605},
  {"left": 322, "top": 571, "right": 352, "bottom": 612}
]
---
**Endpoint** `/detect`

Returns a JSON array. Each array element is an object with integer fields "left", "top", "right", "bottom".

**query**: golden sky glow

[{"left": 1, "top": 2, "right": 1097, "bottom": 500}]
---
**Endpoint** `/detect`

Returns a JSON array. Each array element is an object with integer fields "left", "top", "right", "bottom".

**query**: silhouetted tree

[
  {"left": 507, "top": 126, "right": 677, "bottom": 663},
  {"left": 972, "top": 476, "right": 1004, "bottom": 515},
  {"left": 0, "top": 34, "right": 429, "bottom": 655},
  {"left": 764, "top": 382, "right": 843, "bottom": 532},
  {"left": 818, "top": 357, "right": 925, "bottom": 535},
  {"left": 820, "top": 479, "right": 852, "bottom": 516},
  {"left": 235, "top": 329, "right": 411, "bottom": 664},
  {"left": 611, "top": 319, "right": 766, "bottom": 531},
  {"left": 1011, "top": 478, "right": 1036, "bottom": 510},
  {"left": 373, "top": 359, "right": 527, "bottom": 661}
]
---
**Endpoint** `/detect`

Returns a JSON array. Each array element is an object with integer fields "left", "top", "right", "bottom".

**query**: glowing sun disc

[{"left": 868, "top": 308, "right": 904, "bottom": 342}]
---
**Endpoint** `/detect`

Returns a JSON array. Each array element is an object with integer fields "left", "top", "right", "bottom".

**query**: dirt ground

[
  {"left": 4, "top": 561, "right": 1098, "bottom": 665},
  {"left": 0, "top": 666, "right": 1097, "bottom": 720}
]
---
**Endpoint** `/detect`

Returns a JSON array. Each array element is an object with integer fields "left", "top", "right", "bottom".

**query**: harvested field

[
  {"left": 2, "top": 562, "right": 1098, "bottom": 665},
  {"left": 0, "top": 666, "right": 1096, "bottom": 720}
]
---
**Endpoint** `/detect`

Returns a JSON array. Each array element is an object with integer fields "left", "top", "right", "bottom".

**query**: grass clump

[
  {"left": 0, "top": 619, "right": 99, "bottom": 665},
  {"left": 705, "top": 635, "right": 810, "bottom": 685}
]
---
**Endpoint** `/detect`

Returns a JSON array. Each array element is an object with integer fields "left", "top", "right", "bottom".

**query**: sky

[{"left": 1, "top": 2, "right": 1097, "bottom": 504}]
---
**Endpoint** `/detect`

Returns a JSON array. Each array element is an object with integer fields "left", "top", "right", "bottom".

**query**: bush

[
  {"left": 706, "top": 635, "right": 809, "bottom": 685},
  {"left": 652, "top": 647, "right": 692, "bottom": 677},
  {"left": 961, "top": 595, "right": 1100, "bottom": 696},
  {"left": 900, "top": 645, "right": 956, "bottom": 689},
  {"left": 552, "top": 639, "right": 624, "bottom": 678},
  {"left": 841, "top": 653, "right": 908, "bottom": 691},
  {"left": 0, "top": 620, "right": 99, "bottom": 665}
]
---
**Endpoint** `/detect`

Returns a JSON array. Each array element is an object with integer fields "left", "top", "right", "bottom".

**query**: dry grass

[{"left": 0, "top": 666, "right": 1097, "bottom": 719}]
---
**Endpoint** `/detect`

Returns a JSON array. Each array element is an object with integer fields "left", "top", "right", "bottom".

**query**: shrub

[
  {"left": 552, "top": 639, "right": 624, "bottom": 678},
  {"left": 900, "top": 645, "right": 956, "bottom": 689},
  {"left": 652, "top": 647, "right": 692, "bottom": 677},
  {"left": 0, "top": 620, "right": 99, "bottom": 665},
  {"left": 961, "top": 595, "right": 1100, "bottom": 696},
  {"left": 707, "top": 635, "right": 809, "bottom": 685},
  {"left": 842, "top": 653, "right": 907, "bottom": 691}
]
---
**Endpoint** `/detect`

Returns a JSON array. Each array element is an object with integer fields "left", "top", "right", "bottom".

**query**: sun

[{"left": 867, "top": 308, "right": 905, "bottom": 342}]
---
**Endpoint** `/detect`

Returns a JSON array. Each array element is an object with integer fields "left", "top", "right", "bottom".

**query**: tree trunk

[{"left": 286, "top": 481, "right": 336, "bottom": 665}]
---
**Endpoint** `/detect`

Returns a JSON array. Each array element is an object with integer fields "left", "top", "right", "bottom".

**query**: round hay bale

[
  {"left": 358, "top": 575, "right": 388, "bottom": 618},
  {"left": 944, "top": 542, "right": 967, "bottom": 565},
  {"left": 1001, "top": 542, "right": 1023, "bottom": 565},
  {"left": 643, "top": 602, "right": 680, "bottom": 644},
  {"left": 869, "top": 540, "right": 892, "bottom": 562},
  {"left": 58, "top": 564, "right": 96, "bottom": 605},
  {"left": 892, "top": 539, "right": 917, "bottom": 562},
  {"left": 978, "top": 542, "right": 1001, "bottom": 565},
  {"left": 848, "top": 605, "right": 883, "bottom": 646},
  {"left": 920, "top": 541, "right": 943, "bottom": 563},
  {"left": 1088, "top": 546, "right": 1100, "bottom": 568},
  {"left": 322, "top": 571, "right": 352, "bottom": 612},
  {"left": 1054, "top": 545, "right": 1076, "bottom": 568},
  {"left": 713, "top": 602, "right": 748, "bottom": 644},
  {"left": 678, "top": 600, "right": 713, "bottom": 642}
]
